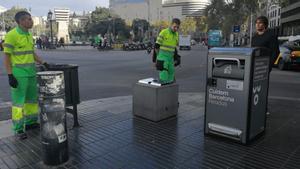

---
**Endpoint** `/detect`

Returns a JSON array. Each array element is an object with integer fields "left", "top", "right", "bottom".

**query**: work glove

[
  {"left": 152, "top": 49, "right": 157, "bottom": 63},
  {"left": 174, "top": 54, "right": 181, "bottom": 67},
  {"left": 43, "top": 62, "right": 50, "bottom": 70},
  {"left": 174, "top": 48, "right": 181, "bottom": 67},
  {"left": 8, "top": 74, "right": 18, "bottom": 88}
]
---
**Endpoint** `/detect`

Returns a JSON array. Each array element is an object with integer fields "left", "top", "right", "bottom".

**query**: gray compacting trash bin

[
  {"left": 47, "top": 64, "right": 80, "bottom": 127},
  {"left": 37, "top": 71, "right": 69, "bottom": 165},
  {"left": 204, "top": 47, "right": 270, "bottom": 144},
  {"left": 133, "top": 78, "right": 179, "bottom": 122}
]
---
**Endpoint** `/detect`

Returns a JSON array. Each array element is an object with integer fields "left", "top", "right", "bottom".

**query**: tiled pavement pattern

[{"left": 0, "top": 93, "right": 300, "bottom": 169}]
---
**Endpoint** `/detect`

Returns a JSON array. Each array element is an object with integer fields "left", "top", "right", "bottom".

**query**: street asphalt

[{"left": 0, "top": 45, "right": 300, "bottom": 121}]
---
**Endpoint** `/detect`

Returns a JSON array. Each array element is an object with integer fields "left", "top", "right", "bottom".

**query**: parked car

[{"left": 274, "top": 43, "right": 300, "bottom": 70}]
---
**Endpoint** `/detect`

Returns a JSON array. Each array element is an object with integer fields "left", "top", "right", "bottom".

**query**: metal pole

[
  {"left": 250, "top": 12, "right": 253, "bottom": 46},
  {"left": 147, "top": 0, "right": 150, "bottom": 39},
  {"left": 50, "top": 20, "right": 53, "bottom": 48},
  {"left": 113, "top": 18, "right": 115, "bottom": 40},
  {"left": 109, "top": 21, "right": 111, "bottom": 46},
  {"left": 2, "top": 12, "right": 5, "bottom": 32}
]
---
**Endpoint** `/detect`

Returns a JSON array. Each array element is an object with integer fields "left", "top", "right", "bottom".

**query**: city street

[
  {"left": 0, "top": 45, "right": 300, "bottom": 168},
  {"left": 1, "top": 45, "right": 300, "bottom": 121},
  {"left": 1, "top": 0, "right": 300, "bottom": 168}
]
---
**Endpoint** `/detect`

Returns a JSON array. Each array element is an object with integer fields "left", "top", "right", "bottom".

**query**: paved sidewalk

[{"left": 0, "top": 92, "right": 300, "bottom": 169}]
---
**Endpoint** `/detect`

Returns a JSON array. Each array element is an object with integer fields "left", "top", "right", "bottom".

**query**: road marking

[
  {"left": 0, "top": 102, "right": 11, "bottom": 109},
  {"left": 269, "top": 96, "right": 300, "bottom": 102}
]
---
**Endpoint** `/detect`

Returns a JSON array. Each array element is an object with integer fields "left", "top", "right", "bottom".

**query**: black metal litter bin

[{"left": 47, "top": 64, "right": 80, "bottom": 127}]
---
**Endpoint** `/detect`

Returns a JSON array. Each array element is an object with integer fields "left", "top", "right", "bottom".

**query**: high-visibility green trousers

[
  {"left": 157, "top": 52, "right": 175, "bottom": 84},
  {"left": 11, "top": 76, "right": 38, "bottom": 133}
]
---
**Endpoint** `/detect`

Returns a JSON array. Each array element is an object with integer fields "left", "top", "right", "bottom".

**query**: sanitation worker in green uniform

[
  {"left": 154, "top": 18, "right": 181, "bottom": 84},
  {"left": 3, "top": 11, "right": 48, "bottom": 139}
]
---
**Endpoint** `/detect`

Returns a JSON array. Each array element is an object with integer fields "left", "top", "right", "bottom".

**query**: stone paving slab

[{"left": 0, "top": 92, "right": 299, "bottom": 169}]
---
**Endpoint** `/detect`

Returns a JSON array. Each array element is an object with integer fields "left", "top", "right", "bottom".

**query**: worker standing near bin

[
  {"left": 251, "top": 16, "right": 279, "bottom": 115},
  {"left": 154, "top": 18, "right": 181, "bottom": 84},
  {"left": 3, "top": 11, "right": 49, "bottom": 140}
]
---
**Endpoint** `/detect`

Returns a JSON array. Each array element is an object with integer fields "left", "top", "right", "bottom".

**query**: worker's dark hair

[
  {"left": 255, "top": 16, "right": 268, "bottom": 29},
  {"left": 172, "top": 18, "right": 181, "bottom": 25},
  {"left": 15, "top": 11, "right": 31, "bottom": 24}
]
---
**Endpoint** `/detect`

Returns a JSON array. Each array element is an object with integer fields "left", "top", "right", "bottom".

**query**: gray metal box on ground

[
  {"left": 204, "top": 47, "right": 271, "bottom": 144},
  {"left": 133, "top": 79, "right": 179, "bottom": 122}
]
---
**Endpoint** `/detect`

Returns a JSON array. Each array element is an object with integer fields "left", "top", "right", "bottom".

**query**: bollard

[
  {"left": 133, "top": 79, "right": 179, "bottom": 122},
  {"left": 37, "top": 71, "right": 69, "bottom": 165}
]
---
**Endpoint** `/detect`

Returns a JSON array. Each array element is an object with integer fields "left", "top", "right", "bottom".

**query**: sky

[{"left": 0, "top": 0, "right": 109, "bottom": 16}]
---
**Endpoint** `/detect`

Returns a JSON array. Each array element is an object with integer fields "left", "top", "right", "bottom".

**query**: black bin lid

[{"left": 48, "top": 64, "right": 78, "bottom": 69}]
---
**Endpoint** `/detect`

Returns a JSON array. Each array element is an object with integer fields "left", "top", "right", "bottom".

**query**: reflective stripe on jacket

[
  {"left": 4, "top": 27, "right": 36, "bottom": 77},
  {"left": 156, "top": 28, "right": 179, "bottom": 54}
]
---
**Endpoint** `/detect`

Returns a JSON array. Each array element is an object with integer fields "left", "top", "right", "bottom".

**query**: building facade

[
  {"left": 162, "top": 0, "right": 210, "bottom": 18},
  {"left": 54, "top": 8, "right": 70, "bottom": 42},
  {"left": 111, "top": 1, "right": 148, "bottom": 24},
  {"left": 280, "top": 1, "right": 300, "bottom": 36},
  {"left": 0, "top": 6, "right": 7, "bottom": 39},
  {"left": 31, "top": 16, "right": 46, "bottom": 37},
  {"left": 70, "top": 16, "right": 88, "bottom": 28},
  {"left": 109, "top": 0, "right": 210, "bottom": 24},
  {"left": 267, "top": 3, "right": 281, "bottom": 28}
]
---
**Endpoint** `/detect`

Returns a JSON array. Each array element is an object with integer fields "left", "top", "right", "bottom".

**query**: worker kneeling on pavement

[
  {"left": 3, "top": 11, "right": 49, "bottom": 140},
  {"left": 153, "top": 18, "right": 181, "bottom": 84}
]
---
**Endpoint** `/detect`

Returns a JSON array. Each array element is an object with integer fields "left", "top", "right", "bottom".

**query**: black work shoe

[
  {"left": 16, "top": 132, "right": 27, "bottom": 140},
  {"left": 25, "top": 123, "right": 40, "bottom": 130}
]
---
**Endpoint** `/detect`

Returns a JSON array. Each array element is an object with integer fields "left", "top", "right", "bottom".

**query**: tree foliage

[
  {"left": 204, "top": 0, "right": 296, "bottom": 39},
  {"left": 131, "top": 19, "right": 149, "bottom": 41},
  {"left": 204, "top": 0, "right": 265, "bottom": 38},
  {"left": 180, "top": 17, "right": 197, "bottom": 35},
  {"left": 194, "top": 16, "right": 208, "bottom": 33},
  {"left": 85, "top": 7, "right": 130, "bottom": 39},
  {"left": 276, "top": 0, "right": 297, "bottom": 7},
  {"left": 1, "top": 7, "right": 28, "bottom": 32},
  {"left": 152, "top": 20, "right": 170, "bottom": 31}
]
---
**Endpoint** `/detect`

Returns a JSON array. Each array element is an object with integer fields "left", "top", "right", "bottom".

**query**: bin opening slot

[
  {"left": 213, "top": 58, "right": 245, "bottom": 69},
  {"left": 208, "top": 122, "right": 242, "bottom": 140},
  {"left": 212, "top": 58, "right": 245, "bottom": 80}
]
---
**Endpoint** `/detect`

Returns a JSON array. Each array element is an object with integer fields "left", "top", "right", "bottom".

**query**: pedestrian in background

[
  {"left": 251, "top": 16, "right": 280, "bottom": 72},
  {"left": 3, "top": 11, "right": 49, "bottom": 139},
  {"left": 251, "top": 16, "right": 280, "bottom": 115},
  {"left": 0, "top": 39, "right": 4, "bottom": 51},
  {"left": 59, "top": 37, "right": 65, "bottom": 49}
]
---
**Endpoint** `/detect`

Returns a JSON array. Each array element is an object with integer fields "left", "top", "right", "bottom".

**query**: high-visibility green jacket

[
  {"left": 156, "top": 28, "right": 179, "bottom": 55},
  {"left": 3, "top": 26, "right": 36, "bottom": 77}
]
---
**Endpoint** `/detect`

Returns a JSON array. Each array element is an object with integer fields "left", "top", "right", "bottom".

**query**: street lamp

[
  {"left": 108, "top": 15, "right": 115, "bottom": 46},
  {"left": 47, "top": 10, "right": 55, "bottom": 49}
]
